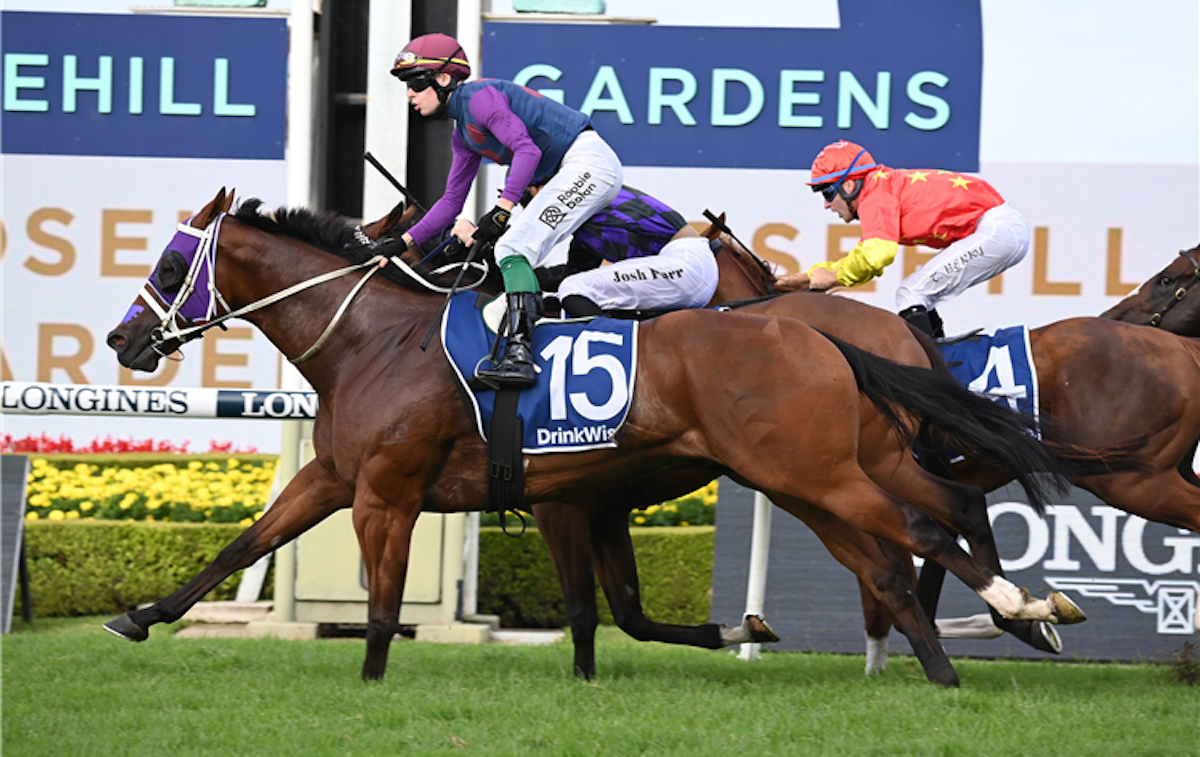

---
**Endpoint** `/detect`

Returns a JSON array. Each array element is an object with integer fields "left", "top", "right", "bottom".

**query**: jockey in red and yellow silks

[{"left": 806, "top": 140, "right": 1029, "bottom": 338}]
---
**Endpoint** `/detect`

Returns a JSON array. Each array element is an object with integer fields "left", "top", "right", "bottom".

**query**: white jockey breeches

[
  {"left": 894, "top": 203, "right": 1030, "bottom": 312},
  {"left": 557, "top": 236, "right": 720, "bottom": 311},
  {"left": 494, "top": 130, "right": 622, "bottom": 269}
]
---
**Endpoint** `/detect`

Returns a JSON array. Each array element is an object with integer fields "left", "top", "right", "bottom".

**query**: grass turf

[{"left": 3, "top": 617, "right": 1196, "bottom": 756}]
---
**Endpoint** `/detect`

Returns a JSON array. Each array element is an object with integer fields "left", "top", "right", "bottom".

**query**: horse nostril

[{"left": 106, "top": 332, "right": 126, "bottom": 351}]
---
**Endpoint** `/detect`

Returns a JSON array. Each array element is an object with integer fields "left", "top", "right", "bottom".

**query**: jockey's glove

[{"left": 473, "top": 205, "right": 511, "bottom": 245}]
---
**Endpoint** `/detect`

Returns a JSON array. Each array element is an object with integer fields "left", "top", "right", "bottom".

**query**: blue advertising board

[
  {"left": 482, "top": 0, "right": 982, "bottom": 172},
  {"left": 1, "top": 12, "right": 287, "bottom": 159}
]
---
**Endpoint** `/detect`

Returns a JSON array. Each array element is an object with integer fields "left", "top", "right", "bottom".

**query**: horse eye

[{"left": 1159, "top": 275, "right": 1173, "bottom": 287}]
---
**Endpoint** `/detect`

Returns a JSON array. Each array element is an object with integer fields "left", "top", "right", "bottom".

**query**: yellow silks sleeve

[{"left": 808, "top": 238, "right": 899, "bottom": 287}]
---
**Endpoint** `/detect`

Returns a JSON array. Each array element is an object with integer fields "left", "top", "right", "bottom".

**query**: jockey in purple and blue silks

[
  {"left": 452, "top": 185, "right": 719, "bottom": 318},
  {"left": 391, "top": 33, "right": 623, "bottom": 388}
]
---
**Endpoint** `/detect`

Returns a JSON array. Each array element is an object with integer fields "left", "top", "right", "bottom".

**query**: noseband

[{"left": 1149, "top": 249, "right": 1200, "bottom": 327}]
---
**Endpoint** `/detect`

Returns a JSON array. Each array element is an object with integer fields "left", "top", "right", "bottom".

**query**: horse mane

[
  {"left": 230, "top": 199, "right": 437, "bottom": 291},
  {"left": 232, "top": 199, "right": 361, "bottom": 256}
]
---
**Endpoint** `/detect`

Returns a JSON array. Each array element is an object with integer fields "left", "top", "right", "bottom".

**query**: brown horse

[
  {"left": 102, "top": 189, "right": 1086, "bottom": 686},
  {"left": 364, "top": 205, "right": 1105, "bottom": 680},
  {"left": 562, "top": 229, "right": 1200, "bottom": 674},
  {"left": 1100, "top": 244, "right": 1200, "bottom": 335}
]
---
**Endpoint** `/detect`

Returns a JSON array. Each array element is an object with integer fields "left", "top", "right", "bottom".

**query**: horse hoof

[
  {"left": 103, "top": 614, "right": 149, "bottom": 642},
  {"left": 1049, "top": 591, "right": 1087, "bottom": 625},
  {"left": 1031, "top": 621, "right": 1063, "bottom": 654},
  {"left": 744, "top": 615, "right": 780, "bottom": 643}
]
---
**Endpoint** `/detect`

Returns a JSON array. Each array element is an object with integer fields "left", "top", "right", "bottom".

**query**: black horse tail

[
  {"left": 878, "top": 326, "right": 1149, "bottom": 482},
  {"left": 818, "top": 331, "right": 1078, "bottom": 512}
]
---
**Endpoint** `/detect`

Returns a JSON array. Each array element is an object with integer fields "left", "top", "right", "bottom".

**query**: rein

[
  {"left": 703, "top": 209, "right": 776, "bottom": 296},
  {"left": 1149, "top": 249, "right": 1200, "bottom": 327},
  {"left": 150, "top": 214, "right": 487, "bottom": 365}
]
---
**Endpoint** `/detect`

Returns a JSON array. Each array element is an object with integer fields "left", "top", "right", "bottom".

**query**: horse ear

[
  {"left": 221, "top": 188, "right": 236, "bottom": 213},
  {"left": 189, "top": 188, "right": 228, "bottom": 229}
]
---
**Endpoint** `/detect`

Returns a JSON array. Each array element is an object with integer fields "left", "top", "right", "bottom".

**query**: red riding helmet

[
  {"left": 807, "top": 140, "right": 879, "bottom": 186},
  {"left": 391, "top": 33, "right": 471, "bottom": 81}
]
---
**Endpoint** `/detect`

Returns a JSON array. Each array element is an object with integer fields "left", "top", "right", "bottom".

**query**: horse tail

[
  {"left": 817, "top": 331, "right": 1073, "bottom": 513},
  {"left": 874, "top": 325, "right": 1149, "bottom": 480},
  {"left": 1031, "top": 432, "right": 1151, "bottom": 478}
]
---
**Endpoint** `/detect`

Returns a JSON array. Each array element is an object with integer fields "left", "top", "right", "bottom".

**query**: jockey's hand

[
  {"left": 451, "top": 218, "right": 478, "bottom": 247},
  {"left": 807, "top": 267, "right": 839, "bottom": 291},
  {"left": 473, "top": 205, "right": 511, "bottom": 246},
  {"left": 774, "top": 273, "right": 811, "bottom": 293}
]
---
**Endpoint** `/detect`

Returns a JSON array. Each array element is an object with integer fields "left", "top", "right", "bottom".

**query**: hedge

[
  {"left": 15, "top": 522, "right": 714, "bottom": 629},
  {"left": 478, "top": 526, "right": 714, "bottom": 628},
  {"left": 16, "top": 521, "right": 260, "bottom": 618}
]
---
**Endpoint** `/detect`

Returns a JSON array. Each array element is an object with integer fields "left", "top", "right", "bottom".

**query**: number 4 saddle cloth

[
  {"left": 938, "top": 325, "right": 1040, "bottom": 433},
  {"left": 440, "top": 291, "right": 638, "bottom": 454}
]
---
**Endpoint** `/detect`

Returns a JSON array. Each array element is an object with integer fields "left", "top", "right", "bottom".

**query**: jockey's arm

[
  {"left": 402, "top": 132, "right": 481, "bottom": 248},
  {"left": 807, "top": 237, "right": 899, "bottom": 289}
]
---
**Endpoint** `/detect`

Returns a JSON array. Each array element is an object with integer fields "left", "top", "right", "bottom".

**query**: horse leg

[
  {"left": 763, "top": 470, "right": 1079, "bottom": 626},
  {"left": 352, "top": 486, "right": 422, "bottom": 681},
  {"left": 778, "top": 500, "right": 958, "bottom": 687},
  {"left": 588, "top": 500, "right": 737, "bottom": 650},
  {"left": 858, "top": 578, "right": 895, "bottom": 675},
  {"left": 1082, "top": 469, "right": 1200, "bottom": 535},
  {"left": 532, "top": 500, "right": 601, "bottom": 679},
  {"left": 104, "top": 459, "right": 352, "bottom": 641},
  {"left": 866, "top": 455, "right": 1064, "bottom": 652},
  {"left": 1081, "top": 470, "right": 1200, "bottom": 633}
]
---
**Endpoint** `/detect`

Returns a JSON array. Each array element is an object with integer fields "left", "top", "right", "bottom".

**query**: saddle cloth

[
  {"left": 938, "top": 325, "right": 1040, "bottom": 423},
  {"left": 441, "top": 292, "right": 638, "bottom": 454}
]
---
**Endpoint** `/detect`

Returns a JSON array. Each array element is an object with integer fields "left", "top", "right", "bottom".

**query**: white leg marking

[
  {"left": 720, "top": 622, "right": 750, "bottom": 646},
  {"left": 864, "top": 631, "right": 888, "bottom": 675},
  {"left": 976, "top": 577, "right": 1024, "bottom": 619},
  {"left": 935, "top": 613, "right": 1004, "bottom": 639}
]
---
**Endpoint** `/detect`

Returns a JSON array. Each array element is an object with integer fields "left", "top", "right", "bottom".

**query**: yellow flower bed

[
  {"left": 23, "top": 456, "right": 277, "bottom": 526},
  {"left": 25, "top": 457, "right": 716, "bottom": 528},
  {"left": 630, "top": 480, "right": 718, "bottom": 526}
]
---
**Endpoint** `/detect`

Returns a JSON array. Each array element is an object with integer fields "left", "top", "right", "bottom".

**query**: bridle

[
  {"left": 1148, "top": 248, "right": 1200, "bottom": 327},
  {"left": 146, "top": 214, "right": 487, "bottom": 365},
  {"left": 702, "top": 210, "right": 776, "bottom": 296}
]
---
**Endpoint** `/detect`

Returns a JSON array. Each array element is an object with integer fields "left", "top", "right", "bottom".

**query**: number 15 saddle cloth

[{"left": 440, "top": 291, "right": 638, "bottom": 454}]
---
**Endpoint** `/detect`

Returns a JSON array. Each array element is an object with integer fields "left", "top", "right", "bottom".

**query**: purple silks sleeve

[
  {"left": 471, "top": 86, "right": 542, "bottom": 205},
  {"left": 406, "top": 131, "right": 482, "bottom": 246}
]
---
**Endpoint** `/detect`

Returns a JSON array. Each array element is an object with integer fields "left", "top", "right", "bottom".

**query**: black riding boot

[
  {"left": 899, "top": 304, "right": 935, "bottom": 338},
  {"left": 477, "top": 292, "right": 541, "bottom": 388},
  {"left": 561, "top": 294, "right": 605, "bottom": 318},
  {"left": 927, "top": 308, "right": 945, "bottom": 339}
]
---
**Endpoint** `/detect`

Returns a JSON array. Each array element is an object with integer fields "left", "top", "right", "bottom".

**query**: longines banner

[
  {"left": 711, "top": 480, "right": 1199, "bottom": 661},
  {"left": 1, "top": 382, "right": 317, "bottom": 420}
]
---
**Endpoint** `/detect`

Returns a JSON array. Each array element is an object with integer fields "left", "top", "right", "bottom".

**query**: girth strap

[{"left": 487, "top": 387, "right": 527, "bottom": 534}]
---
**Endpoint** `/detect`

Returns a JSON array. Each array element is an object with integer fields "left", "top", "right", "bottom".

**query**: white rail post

[{"left": 738, "top": 491, "right": 772, "bottom": 660}]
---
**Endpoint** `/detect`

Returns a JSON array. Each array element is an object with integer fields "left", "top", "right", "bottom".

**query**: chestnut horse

[
  {"left": 560, "top": 230, "right": 1200, "bottom": 675},
  {"left": 103, "top": 190, "right": 1086, "bottom": 686},
  {"left": 1101, "top": 244, "right": 1200, "bottom": 336},
  {"left": 363, "top": 206, "right": 1114, "bottom": 680}
]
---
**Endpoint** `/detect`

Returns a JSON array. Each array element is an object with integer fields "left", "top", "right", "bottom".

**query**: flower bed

[
  {"left": 479, "top": 480, "right": 718, "bottom": 528},
  {"left": 11, "top": 436, "right": 716, "bottom": 528},
  {"left": 22, "top": 455, "right": 277, "bottom": 525}
]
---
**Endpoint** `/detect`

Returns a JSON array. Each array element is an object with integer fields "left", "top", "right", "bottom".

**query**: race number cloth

[
  {"left": 938, "top": 326, "right": 1039, "bottom": 421},
  {"left": 441, "top": 292, "right": 638, "bottom": 453}
]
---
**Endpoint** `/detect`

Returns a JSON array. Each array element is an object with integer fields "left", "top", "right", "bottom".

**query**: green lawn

[{"left": 3, "top": 617, "right": 1196, "bottom": 756}]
